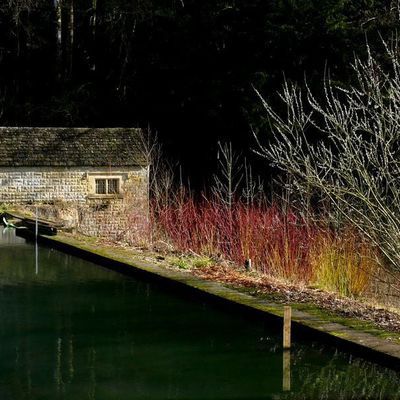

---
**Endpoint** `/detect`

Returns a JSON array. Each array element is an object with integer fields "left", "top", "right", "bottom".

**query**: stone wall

[
  {"left": 0, "top": 168, "right": 88, "bottom": 203},
  {"left": 0, "top": 166, "right": 149, "bottom": 241},
  {"left": 78, "top": 169, "right": 149, "bottom": 240}
]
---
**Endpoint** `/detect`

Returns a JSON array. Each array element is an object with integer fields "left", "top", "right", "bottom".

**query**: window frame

[
  {"left": 88, "top": 173, "right": 125, "bottom": 199},
  {"left": 94, "top": 178, "right": 120, "bottom": 195}
]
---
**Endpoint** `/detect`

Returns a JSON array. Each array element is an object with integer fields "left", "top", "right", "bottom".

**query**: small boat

[
  {"left": 23, "top": 220, "right": 57, "bottom": 236},
  {"left": 2, "top": 212, "right": 59, "bottom": 236},
  {"left": 2, "top": 217, "right": 17, "bottom": 229}
]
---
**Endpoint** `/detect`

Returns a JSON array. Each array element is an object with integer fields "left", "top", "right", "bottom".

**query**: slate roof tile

[{"left": 0, "top": 127, "right": 148, "bottom": 167}]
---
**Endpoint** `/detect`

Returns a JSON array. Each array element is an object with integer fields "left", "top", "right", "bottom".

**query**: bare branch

[{"left": 255, "top": 37, "right": 400, "bottom": 273}]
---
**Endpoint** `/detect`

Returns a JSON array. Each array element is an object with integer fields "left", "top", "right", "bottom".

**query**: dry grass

[{"left": 310, "top": 229, "right": 377, "bottom": 297}]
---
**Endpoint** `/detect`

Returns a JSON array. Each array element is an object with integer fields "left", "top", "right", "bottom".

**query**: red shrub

[{"left": 152, "top": 194, "right": 317, "bottom": 284}]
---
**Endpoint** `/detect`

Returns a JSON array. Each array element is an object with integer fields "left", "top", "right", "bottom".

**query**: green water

[{"left": 0, "top": 230, "right": 399, "bottom": 399}]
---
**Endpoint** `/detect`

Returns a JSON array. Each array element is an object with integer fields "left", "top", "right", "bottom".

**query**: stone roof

[{"left": 0, "top": 127, "right": 148, "bottom": 167}]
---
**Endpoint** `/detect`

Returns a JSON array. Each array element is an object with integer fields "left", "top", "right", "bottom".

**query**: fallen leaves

[{"left": 192, "top": 263, "right": 400, "bottom": 334}]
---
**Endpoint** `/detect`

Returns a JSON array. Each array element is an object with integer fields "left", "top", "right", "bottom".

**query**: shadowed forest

[
  {"left": 3, "top": 2, "right": 400, "bottom": 397},
  {"left": 2, "top": 0, "right": 400, "bottom": 315},
  {"left": 0, "top": 0, "right": 398, "bottom": 183}
]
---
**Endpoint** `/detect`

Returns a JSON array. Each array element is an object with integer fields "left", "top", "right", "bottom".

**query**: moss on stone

[{"left": 41, "top": 232, "right": 400, "bottom": 360}]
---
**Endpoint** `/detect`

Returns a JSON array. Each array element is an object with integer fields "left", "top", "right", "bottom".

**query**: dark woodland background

[{"left": 0, "top": 0, "right": 397, "bottom": 186}]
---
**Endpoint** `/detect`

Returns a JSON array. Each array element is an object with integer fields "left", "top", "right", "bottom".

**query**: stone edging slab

[{"left": 31, "top": 232, "right": 400, "bottom": 369}]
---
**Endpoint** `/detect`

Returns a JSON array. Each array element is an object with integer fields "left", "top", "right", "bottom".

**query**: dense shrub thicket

[{"left": 148, "top": 192, "right": 377, "bottom": 298}]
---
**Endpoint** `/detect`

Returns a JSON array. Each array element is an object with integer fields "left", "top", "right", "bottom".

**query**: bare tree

[
  {"left": 212, "top": 141, "right": 242, "bottom": 210},
  {"left": 254, "top": 38, "right": 400, "bottom": 272},
  {"left": 137, "top": 127, "right": 176, "bottom": 209}
]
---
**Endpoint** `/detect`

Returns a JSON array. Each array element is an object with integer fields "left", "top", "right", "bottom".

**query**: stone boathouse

[{"left": 0, "top": 127, "right": 149, "bottom": 240}]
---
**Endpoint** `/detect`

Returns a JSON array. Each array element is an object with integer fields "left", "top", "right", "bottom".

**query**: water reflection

[
  {"left": 0, "top": 226, "right": 26, "bottom": 246},
  {"left": 35, "top": 241, "right": 39, "bottom": 275},
  {"left": 0, "top": 230, "right": 399, "bottom": 399},
  {"left": 283, "top": 349, "right": 291, "bottom": 392}
]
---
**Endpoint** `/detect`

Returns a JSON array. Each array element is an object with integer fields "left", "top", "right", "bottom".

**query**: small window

[{"left": 95, "top": 178, "right": 120, "bottom": 195}]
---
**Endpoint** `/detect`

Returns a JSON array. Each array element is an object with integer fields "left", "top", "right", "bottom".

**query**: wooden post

[
  {"left": 283, "top": 350, "right": 291, "bottom": 391},
  {"left": 35, "top": 206, "right": 39, "bottom": 239},
  {"left": 244, "top": 258, "right": 252, "bottom": 271},
  {"left": 283, "top": 306, "right": 291, "bottom": 349},
  {"left": 35, "top": 206, "right": 39, "bottom": 275}
]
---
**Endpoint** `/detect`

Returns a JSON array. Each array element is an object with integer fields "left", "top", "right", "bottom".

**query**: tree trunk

[{"left": 60, "top": 0, "right": 74, "bottom": 78}]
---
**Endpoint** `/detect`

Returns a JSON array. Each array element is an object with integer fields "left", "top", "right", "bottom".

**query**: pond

[{"left": 0, "top": 229, "right": 399, "bottom": 400}]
